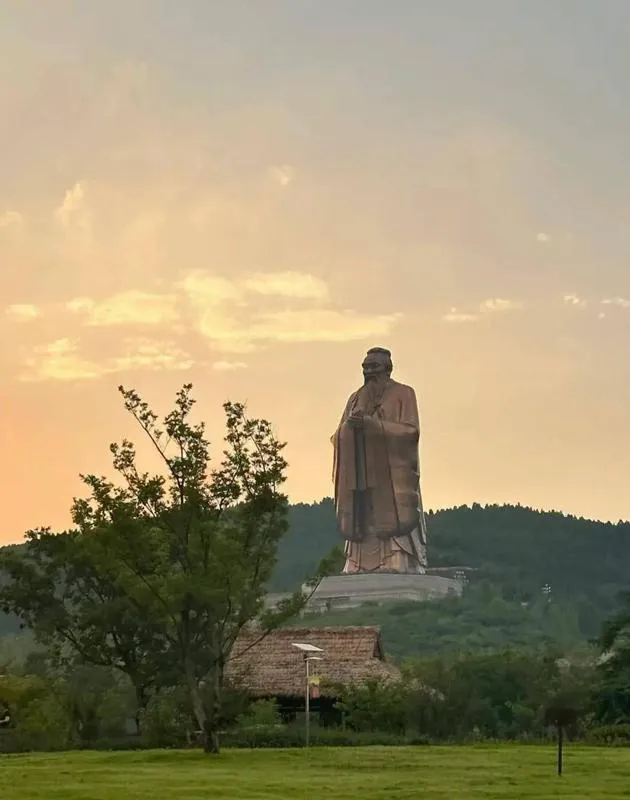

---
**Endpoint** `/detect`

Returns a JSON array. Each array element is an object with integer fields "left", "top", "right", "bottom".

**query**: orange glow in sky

[{"left": 3, "top": 2, "right": 630, "bottom": 542}]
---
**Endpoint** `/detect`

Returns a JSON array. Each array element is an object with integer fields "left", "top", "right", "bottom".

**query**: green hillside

[
  {"left": 281, "top": 500, "right": 629, "bottom": 608},
  {"left": 274, "top": 499, "right": 630, "bottom": 655},
  {"left": 2, "top": 500, "right": 629, "bottom": 654}
]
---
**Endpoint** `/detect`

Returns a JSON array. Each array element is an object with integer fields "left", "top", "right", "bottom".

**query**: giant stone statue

[{"left": 332, "top": 347, "right": 428, "bottom": 574}]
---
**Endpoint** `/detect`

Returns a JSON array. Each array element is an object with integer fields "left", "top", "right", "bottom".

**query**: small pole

[
  {"left": 305, "top": 655, "right": 310, "bottom": 748},
  {"left": 557, "top": 725, "right": 563, "bottom": 776}
]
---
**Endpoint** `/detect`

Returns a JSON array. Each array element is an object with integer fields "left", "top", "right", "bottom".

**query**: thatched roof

[{"left": 226, "top": 626, "right": 400, "bottom": 698}]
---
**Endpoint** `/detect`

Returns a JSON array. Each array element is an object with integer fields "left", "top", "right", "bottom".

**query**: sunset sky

[{"left": 3, "top": 1, "right": 630, "bottom": 543}]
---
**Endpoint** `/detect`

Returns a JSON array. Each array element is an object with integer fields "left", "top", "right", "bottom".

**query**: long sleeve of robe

[{"left": 332, "top": 380, "right": 422, "bottom": 543}]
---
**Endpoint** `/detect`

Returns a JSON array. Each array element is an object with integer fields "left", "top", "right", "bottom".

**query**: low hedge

[
  {"left": 221, "top": 725, "right": 430, "bottom": 748},
  {"left": 587, "top": 724, "right": 630, "bottom": 746}
]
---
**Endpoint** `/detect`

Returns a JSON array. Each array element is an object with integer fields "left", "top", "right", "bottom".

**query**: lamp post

[{"left": 292, "top": 642, "right": 324, "bottom": 747}]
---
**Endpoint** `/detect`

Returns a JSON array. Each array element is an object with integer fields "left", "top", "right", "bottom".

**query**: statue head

[{"left": 362, "top": 347, "right": 393, "bottom": 382}]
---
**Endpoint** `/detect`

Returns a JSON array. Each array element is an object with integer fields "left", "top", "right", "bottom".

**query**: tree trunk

[
  {"left": 205, "top": 664, "right": 223, "bottom": 754},
  {"left": 203, "top": 720, "right": 220, "bottom": 754},
  {"left": 186, "top": 668, "right": 220, "bottom": 754},
  {"left": 133, "top": 685, "right": 148, "bottom": 737}
]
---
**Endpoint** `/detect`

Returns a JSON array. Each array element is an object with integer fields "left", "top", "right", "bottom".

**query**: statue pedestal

[{"left": 304, "top": 571, "right": 462, "bottom": 613}]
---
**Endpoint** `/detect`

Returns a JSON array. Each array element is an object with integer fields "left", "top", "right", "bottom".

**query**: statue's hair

[{"left": 366, "top": 346, "right": 393, "bottom": 375}]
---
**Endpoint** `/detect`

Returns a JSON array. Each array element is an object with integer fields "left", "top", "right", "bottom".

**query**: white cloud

[
  {"left": 55, "top": 181, "right": 89, "bottom": 229},
  {"left": 22, "top": 339, "right": 103, "bottom": 382},
  {"left": 66, "top": 290, "right": 179, "bottom": 326},
  {"left": 601, "top": 297, "right": 630, "bottom": 309},
  {"left": 563, "top": 294, "right": 586, "bottom": 307},
  {"left": 0, "top": 211, "right": 24, "bottom": 228},
  {"left": 6, "top": 303, "right": 41, "bottom": 321},
  {"left": 66, "top": 297, "right": 95, "bottom": 313},
  {"left": 178, "top": 273, "right": 249, "bottom": 352},
  {"left": 178, "top": 271, "right": 241, "bottom": 306},
  {"left": 176, "top": 270, "right": 395, "bottom": 351},
  {"left": 194, "top": 314, "right": 256, "bottom": 353},
  {"left": 34, "top": 271, "right": 400, "bottom": 360},
  {"left": 212, "top": 360, "right": 248, "bottom": 371},
  {"left": 21, "top": 337, "right": 193, "bottom": 382},
  {"left": 269, "top": 164, "right": 295, "bottom": 186},
  {"left": 443, "top": 308, "right": 478, "bottom": 323},
  {"left": 189, "top": 307, "right": 400, "bottom": 353},
  {"left": 42, "top": 339, "right": 74, "bottom": 355},
  {"left": 244, "top": 309, "right": 401, "bottom": 344},
  {"left": 109, "top": 338, "right": 193, "bottom": 372},
  {"left": 537, "top": 232, "right": 550, "bottom": 243},
  {"left": 480, "top": 298, "right": 522, "bottom": 312},
  {"left": 242, "top": 271, "right": 329, "bottom": 300}
]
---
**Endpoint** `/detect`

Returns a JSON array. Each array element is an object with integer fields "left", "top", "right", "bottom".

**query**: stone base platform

[{"left": 303, "top": 571, "right": 462, "bottom": 613}]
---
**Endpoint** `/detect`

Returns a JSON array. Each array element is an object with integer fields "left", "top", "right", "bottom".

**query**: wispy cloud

[
  {"left": 268, "top": 164, "right": 295, "bottom": 186},
  {"left": 178, "top": 270, "right": 400, "bottom": 351},
  {"left": 66, "top": 290, "right": 179, "bottom": 326},
  {"left": 21, "top": 337, "right": 192, "bottom": 382},
  {"left": 212, "top": 360, "right": 248, "bottom": 371},
  {"left": 55, "top": 181, "right": 89, "bottom": 230},
  {"left": 443, "top": 297, "right": 522, "bottom": 323},
  {"left": 109, "top": 338, "right": 193, "bottom": 372},
  {"left": 244, "top": 309, "right": 401, "bottom": 343},
  {"left": 536, "top": 232, "right": 550, "bottom": 243},
  {"left": 178, "top": 271, "right": 242, "bottom": 306},
  {"left": 0, "top": 211, "right": 24, "bottom": 228},
  {"left": 242, "top": 271, "right": 328, "bottom": 300},
  {"left": 178, "top": 272, "right": 251, "bottom": 353},
  {"left": 5, "top": 303, "right": 41, "bottom": 322},
  {"left": 18, "top": 269, "right": 402, "bottom": 379},
  {"left": 22, "top": 339, "right": 102, "bottom": 382},
  {"left": 480, "top": 297, "right": 522, "bottom": 312},
  {"left": 601, "top": 297, "right": 630, "bottom": 309},
  {"left": 443, "top": 308, "right": 478, "bottom": 323},
  {"left": 563, "top": 294, "right": 586, "bottom": 307}
]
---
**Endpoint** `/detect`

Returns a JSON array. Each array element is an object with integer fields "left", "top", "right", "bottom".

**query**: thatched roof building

[{"left": 226, "top": 626, "right": 399, "bottom": 699}]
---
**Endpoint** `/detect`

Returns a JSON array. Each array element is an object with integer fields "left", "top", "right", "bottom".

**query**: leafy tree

[
  {"left": 403, "top": 648, "right": 596, "bottom": 740},
  {"left": 1, "top": 384, "right": 329, "bottom": 753},
  {"left": 140, "top": 685, "right": 191, "bottom": 748},
  {"left": 0, "top": 633, "right": 35, "bottom": 675},
  {"left": 0, "top": 527, "right": 166, "bottom": 733},
  {"left": 0, "top": 674, "right": 71, "bottom": 752},
  {"left": 56, "top": 662, "right": 134, "bottom": 746},
  {"left": 595, "top": 591, "right": 630, "bottom": 724},
  {"left": 336, "top": 678, "right": 417, "bottom": 735}
]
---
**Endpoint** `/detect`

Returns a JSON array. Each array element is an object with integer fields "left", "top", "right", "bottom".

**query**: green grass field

[{"left": 0, "top": 745, "right": 628, "bottom": 800}]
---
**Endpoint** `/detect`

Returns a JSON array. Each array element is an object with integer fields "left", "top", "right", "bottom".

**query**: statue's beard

[
  {"left": 363, "top": 372, "right": 388, "bottom": 386},
  {"left": 356, "top": 373, "right": 389, "bottom": 414}
]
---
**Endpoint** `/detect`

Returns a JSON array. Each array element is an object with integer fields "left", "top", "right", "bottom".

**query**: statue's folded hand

[{"left": 347, "top": 410, "right": 364, "bottom": 428}]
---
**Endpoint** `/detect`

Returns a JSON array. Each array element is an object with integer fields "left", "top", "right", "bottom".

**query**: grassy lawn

[{"left": 0, "top": 745, "right": 628, "bottom": 800}]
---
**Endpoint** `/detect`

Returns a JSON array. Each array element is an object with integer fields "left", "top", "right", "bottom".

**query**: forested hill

[
  {"left": 278, "top": 499, "right": 630, "bottom": 620},
  {"left": 2, "top": 500, "right": 629, "bottom": 647}
]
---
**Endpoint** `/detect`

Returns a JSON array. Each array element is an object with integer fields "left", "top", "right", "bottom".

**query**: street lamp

[{"left": 292, "top": 642, "right": 324, "bottom": 747}]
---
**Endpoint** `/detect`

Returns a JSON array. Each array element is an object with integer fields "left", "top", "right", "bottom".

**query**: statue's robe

[{"left": 332, "top": 378, "right": 427, "bottom": 574}]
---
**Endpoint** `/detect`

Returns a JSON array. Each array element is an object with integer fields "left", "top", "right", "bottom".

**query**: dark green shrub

[
  {"left": 221, "top": 723, "right": 427, "bottom": 749},
  {"left": 139, "top": 688, "right": 190, "bottom": 748},
  {"left": 588, "top": 724, "right": 630, "bottom": 745},
  {"left": 0, "top": 674, "right": 73, "bottom": 752}
]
